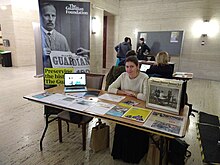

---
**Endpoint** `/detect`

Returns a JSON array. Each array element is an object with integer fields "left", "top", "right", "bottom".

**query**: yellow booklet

[{"left": 122, "top": 106, "right": 152, "bottom": 122}]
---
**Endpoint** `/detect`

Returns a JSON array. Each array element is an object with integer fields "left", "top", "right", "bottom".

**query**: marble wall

[
  {"left": 0, "top": 0, "right": 39, "bottom": 66},
  {"left": 90, "top": 0, "right": 119, "bottom": 72},
  {"left": 0, "top": 0, "right": 220, "bottom": 81},
  {"left": 117, "top": 0, "right": 220, "bottom": 81}
]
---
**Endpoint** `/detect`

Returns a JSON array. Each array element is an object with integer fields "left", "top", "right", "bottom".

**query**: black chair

[{"left": 57, "top": 73, "right": 105, "bottom": 150}]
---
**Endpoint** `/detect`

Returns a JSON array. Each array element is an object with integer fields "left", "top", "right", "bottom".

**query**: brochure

[
  {"left": 98, "top": 93, "right": 125, "bottom": 102},
  {"left": 143, "top": 111, "right": 186, "bottom": 137},
  {"left": 122, "top": 107, "right": 152, "bottom": 122},
  {"left": 106, "top": 105, "right": 129, "bottom": 117}
]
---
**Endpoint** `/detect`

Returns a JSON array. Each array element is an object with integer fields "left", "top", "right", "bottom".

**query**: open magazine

[
  {"left": 106, "top": 105, "right": 129, "bottom": 117},
  {"left": 143, "top": 111, "right": 186, "bottom": 137},
  {"left": 146, "top": 77, "right": 184, "bottom": 115}
]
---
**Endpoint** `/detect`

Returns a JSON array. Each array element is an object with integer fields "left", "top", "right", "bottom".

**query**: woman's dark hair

[
  {"left": 139, "top": 38, "right": 144, "bottom": 42},
  {"left": 124, "top": 37, "right": 132, "bottom": 46},
  {"left": 124, "top": 37, "right": 129, "bottom": 42},
  {"left": 126, "top": 56, "right": 139, "bottom": 66},
  {"left": 126, "top": 50, "right": 136, "bottom": 57}
]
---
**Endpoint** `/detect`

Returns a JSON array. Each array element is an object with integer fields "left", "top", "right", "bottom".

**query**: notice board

[{"left": 137, "top": 31, "right": 184, "bottom": 56}]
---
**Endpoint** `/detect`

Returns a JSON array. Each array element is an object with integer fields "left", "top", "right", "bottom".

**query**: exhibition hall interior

[{"left": 0, "top": 0, "right": 220, "bottom": 165}]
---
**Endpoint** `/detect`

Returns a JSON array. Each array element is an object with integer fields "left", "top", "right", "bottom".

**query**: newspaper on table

[
  {"left": 146, "top": 77, "right": 184, "bottom": 115},
  {"left": 143, "top": 111, "right": 186, "bottom": 137}
]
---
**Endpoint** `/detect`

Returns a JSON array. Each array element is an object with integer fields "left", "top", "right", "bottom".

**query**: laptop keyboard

[{"left": 66, "top": 86, "right": 85, "bottom": 90}]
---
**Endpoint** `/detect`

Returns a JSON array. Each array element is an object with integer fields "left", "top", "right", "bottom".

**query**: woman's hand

[{"left": 122, "top": 90, "right": 138, "bottom": 98}]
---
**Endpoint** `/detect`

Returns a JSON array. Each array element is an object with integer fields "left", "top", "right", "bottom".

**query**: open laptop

[
  {"left": 64, "top": 73, "right": 87, "bottom": 93},
  {"left": 140, "top": 64, "right": 151, "bottom": 72}
]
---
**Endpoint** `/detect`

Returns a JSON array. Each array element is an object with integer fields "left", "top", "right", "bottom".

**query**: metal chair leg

[
  {"left": 58, "top": 118, "right": 62, "bottom": 143},
  {"left": 82, "top": 124, "right": 86, "bottom": 151}
]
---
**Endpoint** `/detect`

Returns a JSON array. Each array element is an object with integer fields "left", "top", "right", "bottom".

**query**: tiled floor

[{"left": 0, "top": 66, "right": 219, "bottom": 165}]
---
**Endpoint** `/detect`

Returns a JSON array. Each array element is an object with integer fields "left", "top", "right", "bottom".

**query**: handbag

[
  {"left": 90, "top": 120, "right": 110, "bottom": 152},
  {"left": 146, "top": 135, "right": 160, "bottom": 165},
  {"left": 168, "top": 138, "right": 191, "bottom": 165}
]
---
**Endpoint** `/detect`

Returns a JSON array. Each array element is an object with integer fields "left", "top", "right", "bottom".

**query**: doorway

[{"left": 102, "top": 11, "right": 115, "bottom": 69}]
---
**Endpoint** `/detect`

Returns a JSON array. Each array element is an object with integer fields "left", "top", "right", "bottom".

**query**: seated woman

[
  {"left": 105, "top": 50, "right": 137, "bottom": 91},
  {"left": 146, "top": 51, "right": 173, "bottom": 78},
  {"left": 108, "top": 56, "right": 149, "bottom": 163}
]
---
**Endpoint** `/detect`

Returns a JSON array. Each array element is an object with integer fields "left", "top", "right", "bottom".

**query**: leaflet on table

[
  {"left": 143, "top": 111, "right": 186, "bottom": 137},
  {"left": 50, "top": 95, "right": 97, "bottom": 111},
  {"left": 30, "top": 92, "right": 65, "bottom": 103},
  {"left": 98, "top": 93, "right": 125, "bottom": 102},
  {"left": 69, "top": 98, "right": 97, "bottom": 111},
  {"left": 118, "top": 100, "right": 139, "bottom": 108},
  {"left": 86, "top": 102, "right": 115, "bottom": 115},
  {"left": 122, "top": 107, "right": 152, "bottom": 122},
  {"left": 66, "top": 91, "right": 100, "bottom": 98},
  {"left": 106, "top": 105, "right": 129, "bottom": 117},
  {"left": 66, "top": 92, "right": 86, "bottom": 98},
  {"left": 173, "top": 72, "right": 193, "bottom": 78},
  {"left": 51, "top": 96, "right": 77, "bottom": 108}
]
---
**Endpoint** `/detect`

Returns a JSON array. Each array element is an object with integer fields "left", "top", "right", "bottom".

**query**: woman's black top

[{"left": 146, "top": 64, "right": 173, "bottom": 79}]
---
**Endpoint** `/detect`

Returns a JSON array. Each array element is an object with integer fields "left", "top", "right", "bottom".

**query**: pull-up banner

[{"left": 38, "top": 0, "right": 90, "bottom": 88}]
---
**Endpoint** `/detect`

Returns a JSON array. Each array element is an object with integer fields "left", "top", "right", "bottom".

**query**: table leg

[
  {"left": 40, "top": 113, "right": 58, "bottom": 151},
  {"left": 159, "top": 137, "right": 164, "bottom": 165}
]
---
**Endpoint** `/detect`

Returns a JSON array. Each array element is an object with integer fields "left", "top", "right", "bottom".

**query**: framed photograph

[{"left": 146, "top": 77, "right": 183, "bottom": 115}]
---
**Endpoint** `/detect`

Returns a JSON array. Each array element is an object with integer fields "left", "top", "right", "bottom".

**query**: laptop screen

[
  {"left": 64, "top": 73, "right": 86, "bottom": 87},
  {"left": 140, "top": 64, "right": 151, "bottom": 72}
]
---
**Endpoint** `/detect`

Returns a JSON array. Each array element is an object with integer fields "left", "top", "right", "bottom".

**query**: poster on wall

[
  {"left": 38, "top": 0, "right": 90, "bottom": 88},
  {"left": 170, "top": 31, "right": 180, "bottom": 43}
]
